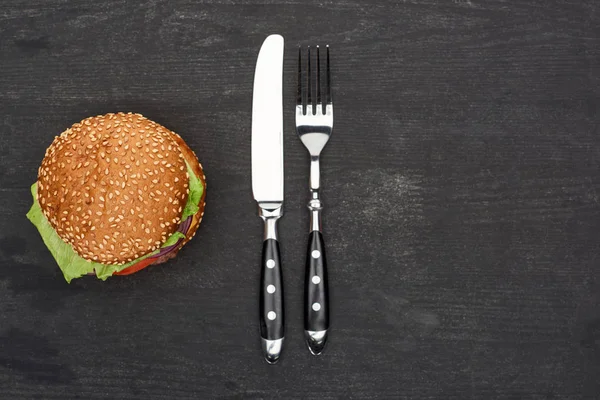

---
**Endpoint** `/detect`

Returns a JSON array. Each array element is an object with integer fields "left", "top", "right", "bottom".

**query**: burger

[{"left": 26, "top": 112, "right": 206, "bottom": 282}]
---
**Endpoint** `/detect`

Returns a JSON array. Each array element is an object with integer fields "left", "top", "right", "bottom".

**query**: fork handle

[{"left": 304, "top": 230, "right": 329, "bottom": 355}]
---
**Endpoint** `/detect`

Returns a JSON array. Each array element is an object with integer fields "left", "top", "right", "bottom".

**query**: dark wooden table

[{"left": 1, "top": 1, "right": 599, "bottom": 398}]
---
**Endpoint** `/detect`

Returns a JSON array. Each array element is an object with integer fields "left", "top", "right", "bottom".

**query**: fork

[{"left": 296, "top": 45, "right": 333, "bottom": 355}]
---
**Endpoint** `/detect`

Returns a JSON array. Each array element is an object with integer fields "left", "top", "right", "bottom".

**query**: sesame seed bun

[{"left": 37, "top": 112, "right": 205, "bottom": 267}]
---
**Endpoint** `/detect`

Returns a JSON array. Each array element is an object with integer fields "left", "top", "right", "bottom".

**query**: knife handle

[
  {"left": 304, "top": 230, "right": 329, "bottom": 355},
  {"left": 259, "top": 213, "right": 284, "bottom": 363}
]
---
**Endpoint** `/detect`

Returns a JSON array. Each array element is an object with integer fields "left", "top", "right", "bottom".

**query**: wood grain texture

[{"left": 0, "top": 0, "right": 599, "bottom": 398}]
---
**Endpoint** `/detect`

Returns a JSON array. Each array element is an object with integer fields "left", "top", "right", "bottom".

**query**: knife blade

[{"left": 251, "top": 34, "right": 285, "bottom": 364}]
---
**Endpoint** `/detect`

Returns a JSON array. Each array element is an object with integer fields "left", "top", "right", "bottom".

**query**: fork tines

[{"left": 297, "top": 45, "right": 332, "bottom": 116}]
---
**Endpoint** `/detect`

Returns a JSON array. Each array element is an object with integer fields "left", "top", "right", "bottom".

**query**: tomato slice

[{"left": 113, "top": 257, "right": 157, "bottom": 276}]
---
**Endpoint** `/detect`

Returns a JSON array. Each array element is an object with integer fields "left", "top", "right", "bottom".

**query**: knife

[{"left": 251, "top": 34, "right": 285, "bottom": 364}]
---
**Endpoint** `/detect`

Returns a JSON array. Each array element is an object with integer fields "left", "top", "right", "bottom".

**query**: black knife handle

[
  {"left": 304, "top": 231, "right": 329, "bottom": 354},
  {"left": 260, "top": 238, "right": 284, "bottom": 362}
]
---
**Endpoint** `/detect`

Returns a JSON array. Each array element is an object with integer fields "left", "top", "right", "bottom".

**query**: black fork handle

[{"left": 304, "top": 231, "right": 329, "bottom": 354}]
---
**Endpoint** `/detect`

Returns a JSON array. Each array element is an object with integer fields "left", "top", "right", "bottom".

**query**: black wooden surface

[{"left": 0, "top": 0, "right": 599, "bottom": 398}]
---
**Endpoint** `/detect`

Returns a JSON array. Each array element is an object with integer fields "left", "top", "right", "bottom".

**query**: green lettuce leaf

[
  {"left": 26, "top": 183, "right": 104, "bottom": 283},
  {"left": 26, "top": 160, "right": 204, "bottom": 283},
  {"left": 181, "top": 161, "right": 204, "bottom": 220}
]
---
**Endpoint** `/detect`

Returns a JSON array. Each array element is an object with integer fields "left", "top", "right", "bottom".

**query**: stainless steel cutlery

[
  {"left": 296, "top": 46, "right": 333, "bottom": 355},
  {"left": 251, "top": 36, "right": 333, "bottom": 363}
]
